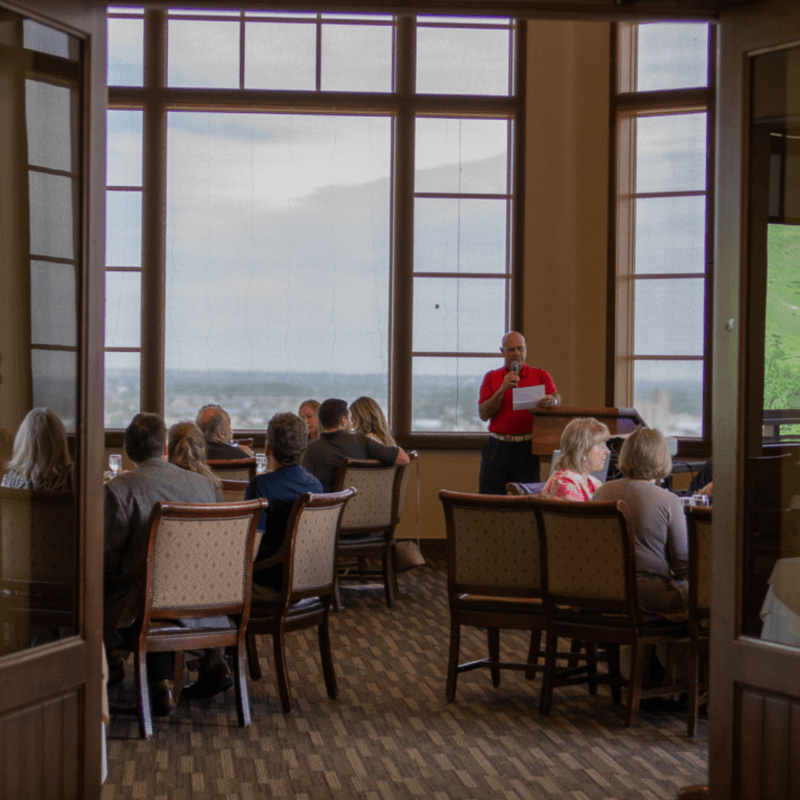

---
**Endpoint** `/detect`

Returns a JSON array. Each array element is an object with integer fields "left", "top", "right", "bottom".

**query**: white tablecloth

[{"left": 760, "top": 557, "right": 800, "bottom": 647}]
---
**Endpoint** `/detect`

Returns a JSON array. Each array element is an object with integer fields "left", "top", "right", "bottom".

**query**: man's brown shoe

[{"left": 151, "top": 679, "right": 177, "bottom": 715}]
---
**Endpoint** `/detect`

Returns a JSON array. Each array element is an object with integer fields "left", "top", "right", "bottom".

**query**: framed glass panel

[
  {"left": 168, "top": 20, "right": 240, "bottom": 89},
  {"left": 23, "top": 19, "right": 73, "bottom": 59},
  {"left": 28, "top": 173, "right": 74, "bottom": 260},
  {"left": 107, "top": 16, "right": 144, "bottom": 87},
  {"left": 30, "top": 262, "right": 78, "bottom": 347},
  {"left": 633, "top": 278, "right": 705, "bottom": 356},
  {"left": 321, "top": 21, "right": 393, "bottom": 93},
  {"left": 104, "top": 271, "right": 141, "bottom": 349},
  {"left": 105, "top": 351, "right": 141, "bottom": 429},
  {"left": 632, "top": 359, "right": 703, "bottom": 437},
  {"left": 416, "top": 25, "right": 510, "bottom": 96},
  {"left": 636, "top": 23, "right": 709, "bottom": 92},
  {"left": 412, "top": 356, "right": 494, "bottom": 432},
  {"left": 414, "top": 198, "right": 508, "bottom": 274},
  {"left": 106, "top": 110, "right": 143, "bottom": 187},
  {"left": 634, "top": 195, "right": 706, "bottom": 275},
  {"left": 105, "top": 191, "right": 142, "bottom": 267},
  {"left": 635, "top": 112, "right": 708, "bottom": 194},
  {"left": 413, "top": 277, "right": 507, "bottom": 353},
  {"left": 25, "top": 82, "right": 72, "bottom": 172},
  {"left": 245, "top": 21, "right": 316, "bottom": 91}
]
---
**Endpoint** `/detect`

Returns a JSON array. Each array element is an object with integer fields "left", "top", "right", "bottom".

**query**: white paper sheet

[{"left": 512, "top": 384, "right": 545, "bottom": 410}]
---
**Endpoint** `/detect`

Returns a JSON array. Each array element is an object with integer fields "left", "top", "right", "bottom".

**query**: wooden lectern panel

[{"left": 528, "top": 407, "right": 646, "bottom": 456}]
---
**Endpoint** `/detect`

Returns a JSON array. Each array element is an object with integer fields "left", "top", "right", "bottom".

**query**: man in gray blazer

[{"left": 104, "top": 412, "right": 219, "bottom": 714}]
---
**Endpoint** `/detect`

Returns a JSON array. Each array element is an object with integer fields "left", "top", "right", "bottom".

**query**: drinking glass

[
  {"left": 691, "top": 493, "right": 710, "bottom": 507},
  {"left": 108, "top": 454, "right": 122, "bottom": 477},
  {"left": 256, "top": 453, "right": 267, "bottom": 474}
]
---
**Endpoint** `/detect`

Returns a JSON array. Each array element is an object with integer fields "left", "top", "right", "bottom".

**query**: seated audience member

[
  {"left": 302, "top": 398, "right": 409, "bottom": 492},
  {"left": 104, "top": 413, "right": 220, "bottom": 714},
  {"left": 245, "top": 413, "right": 323, "bottom": 595},
  {"left": 168, "top": 421, "right": 223, "bottom": 501},
  {"left": 540, "top": 417, "right": 610, "bottom": 502},
  {"left": 196, "top": 404, "right": 252, "bottom": 460},
  {"left": 2, "top": 407, "right": 74, "bottom": 491},
  {"left": 592, "top": 426, "right": 688, "bottom": 618},
  {"left": 350, "top": 396, "right": 396, "bottom": 446},
  {"left": 298, "top": 399, "right": 321, "bottom": 442},
  {"left": 687, "top": 457, "right": 713, "bottom": 498}
]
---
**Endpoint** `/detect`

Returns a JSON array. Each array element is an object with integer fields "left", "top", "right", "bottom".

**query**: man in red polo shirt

[{"left": 478, "top": 331, "right": 561, "bottom": 494}]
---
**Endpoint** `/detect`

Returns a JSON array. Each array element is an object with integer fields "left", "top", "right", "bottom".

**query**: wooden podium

[{"left": 527, "top": 406, "right": 646, "bottom": 457}]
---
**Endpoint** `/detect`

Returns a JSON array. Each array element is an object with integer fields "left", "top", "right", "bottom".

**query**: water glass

[
  {"left": 108, "top": 454, "right": 122, "bottom": 477},
  {"left": 256, "top": 453, "right": 267, "bottom": 474},
  {"left": 691, "top": 493, "right": 711, "bottom": 508}
]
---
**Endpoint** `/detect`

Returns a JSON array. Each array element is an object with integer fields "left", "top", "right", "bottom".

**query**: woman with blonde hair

[
  {"left": 349, "top": 396, "right": 396, "bottom": 447},
  {"left": 298, "top": 399, "right": 321, "bottom": 441},
  {"left": 2, "top": 408, "right": 74, "bottom": 491},
  {"left": 540, "top": 417, "right": 609, "bottom": 502},
  {"left": 167, "top": 421, "right": 223, "bottom": 500},
  {"left": 592, "top": 426, "right": 688, "bottom": 617}
]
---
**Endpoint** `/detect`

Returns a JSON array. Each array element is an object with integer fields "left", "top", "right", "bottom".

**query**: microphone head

[{"left": 510, "top": 360, "right": 519, "bottom": 374}]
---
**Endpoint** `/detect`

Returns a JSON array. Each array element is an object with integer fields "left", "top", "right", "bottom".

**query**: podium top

[{"left": 527, "top": 407, "right": 646, "bottom": 456}]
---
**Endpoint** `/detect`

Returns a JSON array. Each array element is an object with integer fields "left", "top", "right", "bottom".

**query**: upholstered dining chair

[
  {"left": 532, "top": 497, "right": 688, "bottom": 727},
  {"left": 506, "top": 481, "right": 544, "bottom": 496},
  {"left": 207, "top": 458, "right": 257, "bottom": 481},
  {"left": 220, "top": 479, "right": 249, "bottom": 503},
  {"left": 439, "top": 490, "right": 549, "bottom": 702},
  {"left": 332, "top": 452, "right": 418, "bottom": 610},
  {"left": 134, "top": 498, "right": 266, "bottom": 738},
  {"left": 245, "top": 488, "right": 355, "bottom": 712},
  {"left": 686, "top": 505, "right": 712, "bottom": 737}
]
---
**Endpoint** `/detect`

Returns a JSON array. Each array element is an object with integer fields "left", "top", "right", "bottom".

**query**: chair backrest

[
  {"left": 142, "top": 499, "right": 266, "bottom": 623},
  {"left": 532, "top": 497, "right": 635, "bottom": 614},
  {"left": 686, "top": 505, "right": 713, "bottom": 617},
  {"left": 281, "top": 489, "right": 356, "bottom": 601},
  {"left": 207, "top": 458, "right": 257, "bottom": 481},
  {"left": 335, "top": 458, "right": 399, "bottom": 533},
  {"left": 395, "top": 451, "right": 418, "bottom": 522},
  {"left": 506, "top": 482, "right": 544, "bottom": 496},
  {"left": 439, "top": 490, "right": 541, "bottom": 599},
  {"left": 220, "top": 479, "right": 249, "bottom": 503}
]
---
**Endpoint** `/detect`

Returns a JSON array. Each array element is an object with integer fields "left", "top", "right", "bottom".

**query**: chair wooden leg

[
  {"left": 586, "top": 641, "right": 599, "bottom": 696},
  {"left": 318, "top": 619, "right": 338, "bottom": 700},
  {"left": 332, "top": 574, "right": 343, "bottom": 613},
  {"left": 568, "top": 637, "right": 582, "bottom": 669},
  {"left": 173, "top": 651, "right": 184, "bottom": 686},
  {"left": 135, "top": 649, "right": 153, "bottom": 740},
  {"left": 687, "top": 637, "right": 699, "bottom": 737},
  {"left": 606, "top": 643, "right": 623, "bottom": 705},
  {"left": 488, "top": 627, "right": 501, "bottom": 687},
  {"left": 539, "top": 632, "right": 558, "bottom": 716},
  {"left": 446, "top": 619, "right": 461, "bottom": 701},
  {"left": 525, "top": 630, "right": 542, "bottom": 680},
  {"left": 234, "top": 638, "right": 251, "bottom": 728},
  {"left": 383, "top": 550, "right": 396, "bottom": 609},
  {"left": 246, "top": 633, "right": 262, "bottom": 681},
  {"left": 272, "top": 629, "right": 293, "bottom": 713},
  {"left": 625, "top": 639, "right": 645, "bottom": 727}
]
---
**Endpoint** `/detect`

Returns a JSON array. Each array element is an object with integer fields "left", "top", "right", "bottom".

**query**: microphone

[{"left": 510, "top": 360, "right": 519, "bottom": 374}]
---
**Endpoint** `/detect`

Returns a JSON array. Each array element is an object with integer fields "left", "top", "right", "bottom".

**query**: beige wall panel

[{"left": 523, "top": 20, "right": 611, "bottom": 408}]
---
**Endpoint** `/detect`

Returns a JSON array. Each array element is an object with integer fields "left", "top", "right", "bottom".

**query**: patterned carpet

[{"left": 102, "top": 559, "right": 707, "bottom": 800}]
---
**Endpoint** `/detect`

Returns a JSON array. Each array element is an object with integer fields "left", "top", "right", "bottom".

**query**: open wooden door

[
  {"left": 0, "top": 0, "right": 105, "bottom": 797},
  {"left": 712, "top": 2, "right": 800, "bottom": 798}
]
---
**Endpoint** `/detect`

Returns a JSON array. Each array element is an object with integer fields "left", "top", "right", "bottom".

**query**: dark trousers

[{"left": 479, "top": 436, "right": 540, "bottom": 495}]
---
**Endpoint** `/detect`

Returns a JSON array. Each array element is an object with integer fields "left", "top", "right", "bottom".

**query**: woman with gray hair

[
  {"left": 540, "top": 416, "right": 610, "bottom": 502},
  {"left": 2, "top": 408, "right": 74, "bottom": 491},
  {"left": 592, "top": 426, "right": 688, "bottom": 617}
]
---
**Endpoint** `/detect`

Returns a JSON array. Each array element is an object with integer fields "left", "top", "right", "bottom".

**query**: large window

[
  {"left": 104, "top": 7, "right": 522, "bottom": 439},
  {"left": 614, "top": 22, "right": 714, "bottom": 443}
]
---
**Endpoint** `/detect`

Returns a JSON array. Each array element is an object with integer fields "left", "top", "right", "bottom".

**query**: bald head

[
  {"left": 196, "top": 404, "right": 232, "bottom": 443},
  {"left": 501, "top": 331, "right": 526, "bottom": 370}
]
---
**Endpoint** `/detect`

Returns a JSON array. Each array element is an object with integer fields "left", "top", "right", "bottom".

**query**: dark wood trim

[{"left": 510, "top": 18, "right": 526, "bottom": 330}]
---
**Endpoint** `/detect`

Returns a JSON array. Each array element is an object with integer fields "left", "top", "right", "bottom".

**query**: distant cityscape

[{"left": 105, "top": 368, "right": 704, "bottom": 438}]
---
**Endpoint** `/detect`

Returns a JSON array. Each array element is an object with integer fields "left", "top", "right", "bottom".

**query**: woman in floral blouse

[{"left": 540, "top": 417, "right": 610, "bottom": 502}]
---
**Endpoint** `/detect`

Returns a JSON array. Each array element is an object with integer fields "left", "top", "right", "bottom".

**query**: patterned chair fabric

[
  {"left": 207, "top": 458, "right": 256, "bottom": 481},
  {"left": 246, "top": 488, "right": 356, "bottom": 713},
  {"left": 686, "top": 505, "right": 712, "bottom": 736},
  {"left": 135, "top": 498, "right": 266, "bottom": 739},
  {"left": 532, "top": 497, "right": 689, "bottom": 727},
  {"left": 333, "top": 452, "right": 418, "bottom": 609},
  {"left": 439, "top": 490, "right": 547, "bottom": 703}
]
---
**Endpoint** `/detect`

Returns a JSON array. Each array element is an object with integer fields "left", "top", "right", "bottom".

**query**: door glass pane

[
  {"left": 1, "top": 13, "right": 81, "bottom": 656},
  {"left": 742, "top": 46, "right": 800, "bottom": 644}
]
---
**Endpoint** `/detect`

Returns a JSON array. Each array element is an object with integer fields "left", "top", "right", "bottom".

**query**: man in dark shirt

[
  {"left": 196, "top": 404, "right": 252, "bottom": 460},
  {"left": 245, "top": 412, "right": 323, "bottom": 593},
  {"left": 302, "top": 398, "right": 409, "bottom": 492}
]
